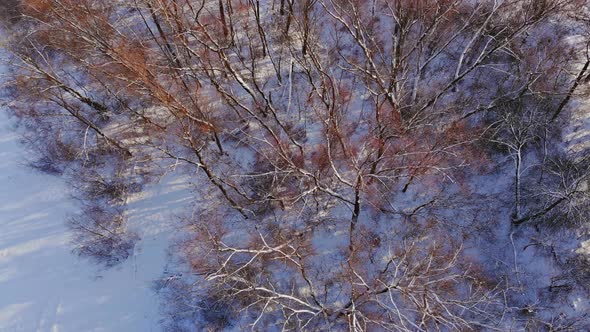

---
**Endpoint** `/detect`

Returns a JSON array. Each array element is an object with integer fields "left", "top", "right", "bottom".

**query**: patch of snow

[{"left": 0, "top": 112, "right": 192, "bottom": 331}]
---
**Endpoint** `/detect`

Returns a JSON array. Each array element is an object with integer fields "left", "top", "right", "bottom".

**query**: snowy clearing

[{"left": 0, "top": 112, "right": 191, "bottom": 331}]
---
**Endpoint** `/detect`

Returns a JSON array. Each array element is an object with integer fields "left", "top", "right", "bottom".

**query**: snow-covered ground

[
  {"left": 0, "top": 111, "right": 191, "bottom": 331},
  {"left": 564, "top": 101, "right": 590, "bottom": 155}
]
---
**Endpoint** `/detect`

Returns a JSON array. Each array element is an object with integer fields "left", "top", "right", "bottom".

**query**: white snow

[{"left": 0, "top": 112, "right": 191, "bottom": 331}]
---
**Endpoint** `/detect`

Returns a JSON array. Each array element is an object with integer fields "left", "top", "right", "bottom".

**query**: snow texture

[{"left": 0, "top": 111, "right": 192, "bottom": 331}]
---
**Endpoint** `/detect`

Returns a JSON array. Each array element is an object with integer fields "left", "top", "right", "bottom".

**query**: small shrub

[{"left": 69, "top": 204, "right": 138, "bottom": 267}]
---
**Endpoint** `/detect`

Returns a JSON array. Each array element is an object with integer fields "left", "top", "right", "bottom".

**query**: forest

[{"left": 1, "top": 0, "right": 590, "bottom": 331}]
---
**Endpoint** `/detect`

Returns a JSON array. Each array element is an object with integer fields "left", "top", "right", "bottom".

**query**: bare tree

[{"left": 3, "top": 0, "right": 590, "bottom": 330}]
